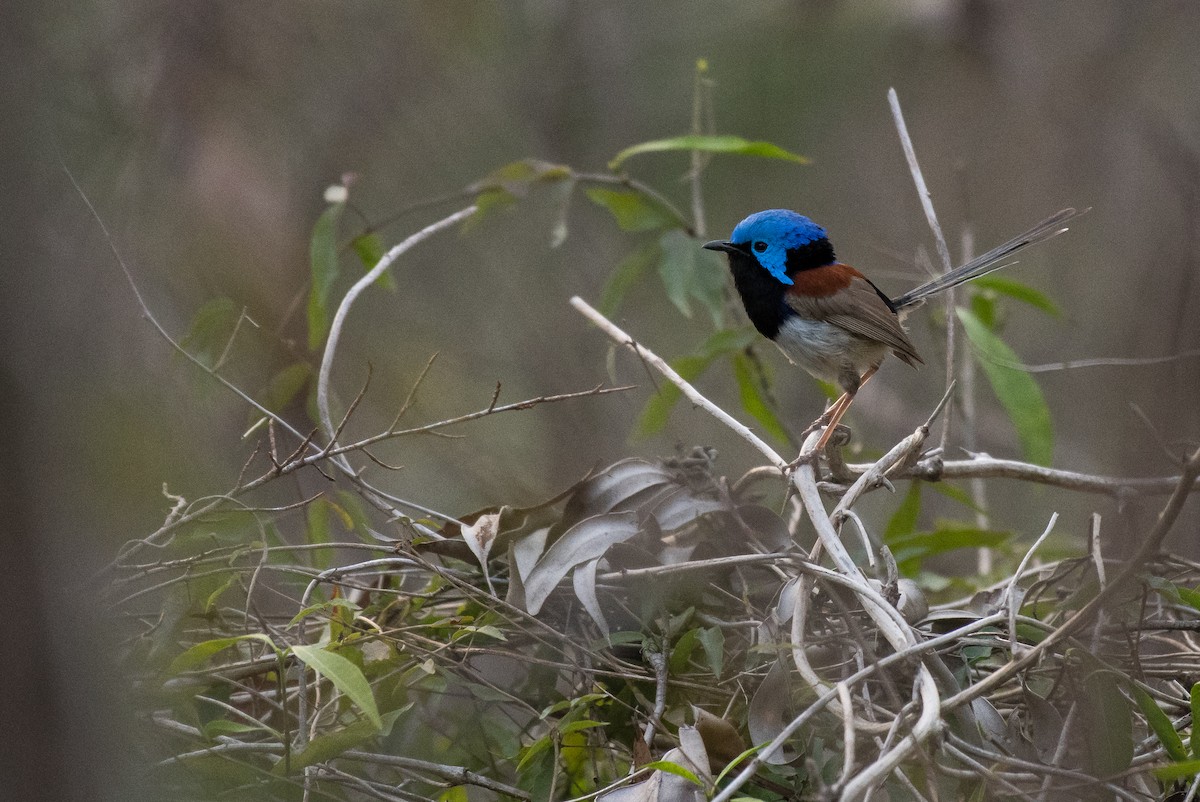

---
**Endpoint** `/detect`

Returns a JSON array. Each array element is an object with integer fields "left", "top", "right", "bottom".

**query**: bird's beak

[{"left": 702, "top": 240, "right": 737, "bottom": 253}]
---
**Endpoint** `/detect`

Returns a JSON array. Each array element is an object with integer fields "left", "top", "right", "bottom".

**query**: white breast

[{"left": 774, "top": 316, "right": 889, "bottom": 390}]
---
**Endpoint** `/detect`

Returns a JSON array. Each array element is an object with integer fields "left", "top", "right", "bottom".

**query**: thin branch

[
  {"left": 570, "top": 297, "right": 786, "bottom": 469},
  {"left": 857, "top": 455, "right": 1200, "bottom": 498},
  {"left": 942, "top": 444, "right": 1200, "bottom": 713},
  {"left": 987, "top": 346, "right": 1200, "bottom": 373},
  {"left": 1006, "top": 513, "right": 1059, "bottom": 654},
  {"left": 642, "top": 650, "right": 668, "bottom": 748},
  {"left": 317, "top": 205, "right": 476, "bottom": 459},
  {"left": 341, "top": 750, "right": 531, "bottom": 801}
]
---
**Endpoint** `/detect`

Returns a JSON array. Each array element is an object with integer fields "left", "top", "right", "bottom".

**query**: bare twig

[
  {"left": 570, "top": 297, "right": 786, "bottom": 469},
  {"left": 317, "top": 205, "right": 476, "bottom": 459}
]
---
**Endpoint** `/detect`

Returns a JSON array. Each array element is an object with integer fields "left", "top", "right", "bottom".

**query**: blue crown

[{"left": 729, "top": 210, "right": 827, "bottom": 284}]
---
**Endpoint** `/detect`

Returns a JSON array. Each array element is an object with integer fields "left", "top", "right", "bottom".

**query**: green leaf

[
  {"left": 334, "top": 490, "right": 374, "bottom": 542},
  {"left": 643, "top": 759, "right": 704, "bottom": 786},
  {"left": 886, "top": 524, "right": 1010, "bottom": 573},
  {"left": 732, "top": 353, "right": 789, "bottom": 443},
  {"left": 657, "top": 229, "right": 726, "bottom": 323},
  {"left": 669, "top": 628, "right": 700, "bottom": 674},
  {"left": 609, "top": 135, "right": 809, "bottom": 170},
  {"left": 292, "top": 644, "right": 382, "bottom": 729},
  {"left": 307, "top": 202, "right": 344, "bottom": 351},
  {"left": 928, "top": 481, "right": 985, "bottom": 514},
  {"left": 306, "top": 497, "right": 332, "bottom": 569},
  {"left": 263, "top": 362, "right": 312, "bottom": 412},
  {"left": 1155, "top": 759, "right": 1200, "bottom": 782},
  {"left": 957, "top": 308, "right": 1054, "bottom": 466},
  {"left": 885, "top": 482, "right": 922, "bottom": 539},
  {"left": 180, "top": 297, "right": 239, "bottom": 369},
  {"left": 516, "top": 734, "right": 554, "bottom": 773},
  {"left": 1080, "top": 669, "right": 1133, "bottom": 777},
  {"left": 969, "top": 292, "right": 998, "bottom": 330},
  {"left": 599, "top": 241, "right": 660, "bottom": 317},
  {"left": 167, "top": 633, "right": 278, "bottom": 675},
  {"left": 1192, "top": 684, "right": 1200, "bottom": 759},
  {"left": 287, "top": 598, "right": 362, "bottom": 627},
  {"left": 584, "top": 187, "right": 679, "bottom": 232},
  {"left": 971, "top": 275, "right": 1062, "bottom": 317},
  {"left": 203, "top": 719, "right": 279, "bottom": 740},
  {"left": 1180, "top": 586, "right": 1200, "bottom": 611},
  {"left": 464, "top": 187, "right": 518, "bottom": 230},
  {"left": 560, "top": 719, "right": 606, "bottom": 735},
  {"left": 277, "top": 709, "right": 403, "bottom": 774},
  {"left": 1133, "top": 687, "right": 1187, "bottom": 761},
  {"left": 350, "top": 233, "right": 395, "bottom": 291},
  {"left": 635, "top": 329, "right": 757, "bottom": 436},
  {"left": 472, "top": 159, "right": 572, "bottom": 197},
  {"left": 1146, "top": 578, "right": 1200, "bottom": 612},
  {"left": 203, "top": 574, "right": 237, "bottom": 614},
  {"left": 696, "top": 626, "right": 725, "bottom": 678}
]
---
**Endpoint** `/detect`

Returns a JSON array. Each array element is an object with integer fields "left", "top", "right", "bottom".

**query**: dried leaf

[
  {"left": 524, "top": 513, "right": 639, "bottom": 615},
  {"left": 747, "top": 660, "right": 798, "bottom": 764},
  {"left": 692, "top": 706, "right": 746, "bottom": 769},
  {"left": 572, "top": 557, "right": 609, "bottom": 634}
]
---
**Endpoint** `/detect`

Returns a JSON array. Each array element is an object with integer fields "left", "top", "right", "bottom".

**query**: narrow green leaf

[
  {"left": 887, "top": 524, "right": 1010, "bottom": 571},
  {"left": 516, "top": 734, "right": 554, "bottom": 772},
  {"left": 263, "top": 362, "right": 312, "bottom": 412},
  {"left": 1133, "top": 686, "right": 1187, "bottom": 761},
  {"left": 1080, "top": 669, "right": 1133, "bottom": 777},
  {"left": 306, "top": 498, "right": 332, "bottom": 570},
  {"left": 635, "top": 329, "right": 757, "bottom": 437},
  {"left": 167, "top": 634, "right": 278, "bottom": 675},
  {"left": 471, "top": 159, "right": 572, "bottom": 196},
  {"left": 885, "top": 481, "right": 922, "bottom": 539},
  {"left": 599, "top": 241, "right": 660, "bottom": 316},
  {"left": 637, "top": 355, "right": 709, "bottom": 437},
  {"left": 642, "top": 759, "right": 704, "bottom": 786},
  {"left": 287, "top": 598, "right": 361, "bottom": 627},
  {"left": 696, "top": 626, "right": 725, "bottom": 678},
  {"left": 657, "top": 229, "right": 726, "bottom": 323},
  {"left": 464, "top": 187, "right": 518, "bottom": 230},
  {"left": 969, "top": 293, "right": 998, "bottom": 330},
  {"left": 971, "top": 275, "right": 1062, "bottom": 317},
  {"left": 584, "top": 187, "right": 679, "bottom": 232},
  {"left": 292, "top": 644, "right": 382, "bottom": 729},
  {"left": 439, "top": 787, "right": 470, "bottom": 802},
  {"left": 350, "top": 233, "right": 395, "bottom": 291},
  {"left": 928, "top": 481, "right": 985, "bottom": 514},
  {"left": 203, "top": 574, "right": 237, "bottom": 614},
  {"left": 560, "top": 719, "right": 606, "bottom": 735},
  {"left": 669, "top": 628, "right": 700, "bottom": 674},
  {"left": 1154, "top": 759, "right": 1200, "bottom": 782},
  {"left": 180, "top": 297, "right": 239, "bottom": 369},
  {"left": 334, "top": 490, "right": 374, "bottom": 542},
  {"left": 203, "top": 719, "right": 279, "bottom": 740},
  {"left": 957, "top": 308, "right": 1054, "bottom": 466},
  {"left": 732, "top": 353, "right": 789, "bottom": 443},
  {"left": 610, "top": 135, "right": 809, "bottom": 170},
  {"left": 1192, "top": 684, "right": 1200, "bottom": 759},
  {"left": 276, "top": 709, "right": 403, "bottom": 774},
  {"left": 1178, "top": 585, "right": 1200, "bottom": 612},
  {"left": 307, "top": 202, "right": 344, "bottom": 351}
]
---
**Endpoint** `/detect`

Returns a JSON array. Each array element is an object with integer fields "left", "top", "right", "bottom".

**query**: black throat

[{"left": 725, "top": 238, "right": 836, "bottom": 338}]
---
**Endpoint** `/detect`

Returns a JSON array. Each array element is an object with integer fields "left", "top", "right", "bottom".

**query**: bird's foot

[{"left": 786, "top": 424, "right": 852, "bottom": 473}]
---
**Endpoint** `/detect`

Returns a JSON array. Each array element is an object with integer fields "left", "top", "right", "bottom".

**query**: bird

[{"left": 703, "top": 207, "right": 1083, "bottom": 456}]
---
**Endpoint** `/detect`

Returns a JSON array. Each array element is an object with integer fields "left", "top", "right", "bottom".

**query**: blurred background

[{"left": 3, "top": 1, "right": 1199, "bottom": 798}]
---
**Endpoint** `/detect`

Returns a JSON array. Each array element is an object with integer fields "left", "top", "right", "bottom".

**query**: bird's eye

[{"left": 753, "top": 241, "right": 768, "bottom": 253}]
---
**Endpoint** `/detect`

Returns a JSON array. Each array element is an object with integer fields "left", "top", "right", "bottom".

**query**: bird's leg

[
  {"left": 798, "top": 392, "right": 851, "bottom": 440},
  {"left": 793, "top": 365, "right": 880, "bottom": 464}
]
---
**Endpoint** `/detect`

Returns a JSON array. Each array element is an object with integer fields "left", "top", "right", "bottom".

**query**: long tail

[{"left": 892, "top": 207, "right": 1086, "bottom": 310}]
